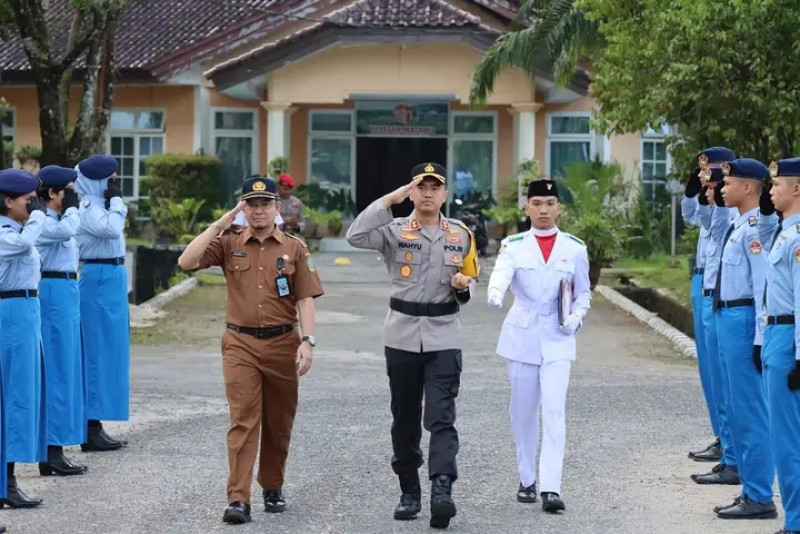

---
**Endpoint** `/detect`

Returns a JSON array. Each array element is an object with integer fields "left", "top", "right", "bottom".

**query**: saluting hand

[
  {"left": 383, "top": 177, "right": 421, "bottom": 207},
  {"left": 296, "top": 342, "right": 313, "bottom": 376},
  {"left": 451, "top": 273, "right": 472, "bottom": 290},
  {"left": 213, "top": 201, "right": 246, "bottom": 232}
]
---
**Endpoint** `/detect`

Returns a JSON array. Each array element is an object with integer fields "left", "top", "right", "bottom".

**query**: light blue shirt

[
  {"left": 681, "top": 196, "right": 712, "bottom": 269},
  {"left": 36, "top": 207, "right": 80, "bottom": 272},
  {"left": 703, "top": 207, "right": 738, "bottom": 290},
  {"left": 719, "top": 207, "right": 770, "bottom": 344},
  {"left": 75, "top": 196, "right": 127, "bottom": 259},
  {"left": 765, "top": 213, "right": 800, "bottom": 360},
  {"left": 0, "top": 212, "right": 45, "bottom": 290}
]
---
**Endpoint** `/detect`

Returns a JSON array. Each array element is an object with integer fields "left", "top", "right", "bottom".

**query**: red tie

[{"left": 535, "top": 233, "right": 557, "bottom": 263}]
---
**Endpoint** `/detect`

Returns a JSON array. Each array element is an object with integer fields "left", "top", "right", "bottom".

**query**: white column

[
  {"left": 261, "top": 102, "right": 293, "bottom": 169},
  {"left": 192, "top": 86, "right": 211, "bottom": 155},
  {"left": 511, "top": 103, "right": 543, "bottom": 208}
]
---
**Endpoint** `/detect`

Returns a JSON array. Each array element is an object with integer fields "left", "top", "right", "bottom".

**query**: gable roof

[{"left": 0, "top": 0, "right": 518, "bottom": 82}]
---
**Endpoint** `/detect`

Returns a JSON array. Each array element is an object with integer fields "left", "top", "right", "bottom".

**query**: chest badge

[
  {"left": 748, "top": 216, "right": 757, "bottom": 227},
  {"left": 450, "top": 254, "right": 460, "bottom": 264},
  {"left": 445, "top": 236, "right": 461, "bottom": 244},
  {"left": 404, "top": 251, "right": 413, "bottom": 261},
  {"left": 400, "top": 265, "right": 412, "bottom": 277},
  {"left": 400, "top": 234, "right": 420, "bottom": 241},
  {"left": 749, "top": 242, "right": 762, "bottom": 255}
]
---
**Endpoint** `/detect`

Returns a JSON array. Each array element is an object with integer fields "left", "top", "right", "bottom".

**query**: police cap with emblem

[
  {"left": 38, "top": 165, "right": 78, "bottom": 188},
  {"left": 0, "top": 169, "right": 39, "bottom": 195},
  {"left": 241, "top": 176, "right": 278, "bottom": 200},
  {"left": 528, "top": 179, "right": 559, "bottom": 199},
  {"left": 721, "top": 158, "right": 769, "bottom": 182},
  {"left": 411, "top": 162, "right": 446, "bottom": 183},
  {"left": 698, "top": 147, "right": 736, "bottom": 183},
  {"left": 77, "top": 154, "right": 119, "bottom": 180},
  {"left": 770, "top": 158, "right": 800, "bottom": 178}
]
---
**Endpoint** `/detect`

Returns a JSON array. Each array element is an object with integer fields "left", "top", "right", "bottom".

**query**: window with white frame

[
  {"left": 308, "top": 110, "right": 354, "bottom": 194},
  {"left": 212, "top": 109, "right": 259, "bottom": 205},
  {"left": 450, "top": 112, "right": 496, "bottom": 200},
  {"left": 546, "top": 114, "right": 593, "bottom": 179},
  {"left": 109, "top": 110, "right": 165, "bottom": 198},
  {"left": 641, "top": 124, "right": 671, "bottom": 201}
]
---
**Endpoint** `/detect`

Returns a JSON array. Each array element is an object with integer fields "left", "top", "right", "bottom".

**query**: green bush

[
  {"left": 151, "top": 197, "right": 206, "bottom": 243},
  {"left": 142, "top": 154, "right": 222, "bottom": 220},
  {"left": 15, "top": 145, "right": 41, "bottom": 167},
  {"left": 678, "top": 225, "right": 700, "bottom": 255}
]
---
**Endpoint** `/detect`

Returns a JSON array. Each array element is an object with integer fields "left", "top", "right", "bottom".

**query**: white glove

[
  {"left": 488, "top": 289, "right": 503, "bottom": 308},
  {"left": 559, "top": 314, "right": 582, "bottom": 335}
]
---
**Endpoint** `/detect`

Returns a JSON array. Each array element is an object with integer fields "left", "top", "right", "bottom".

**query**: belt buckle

[
  {"left": 254, "top": 329, "right": 267, "bottom": 339},
  {"left": 765, "top": 316, "right": 770, "bottom": 325}
]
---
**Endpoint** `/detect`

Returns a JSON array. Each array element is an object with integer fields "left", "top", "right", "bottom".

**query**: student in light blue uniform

[
  {"left": 681, "top": 166, "right": 720, "bottom": 462},
  {"left": 691, "top": 148, "right": 741, "bottom": 485},
  {"left": 0, "top": 168, "right": 46, "bottom": 509},
  {"left": 35, "top": 165, "right": 88, "bottom": 477},
  {"left": 762, "top": 158, "right": 800, "bottom": 534},
  {"left": 74, "top": 155, "right": 129, "bottom": 452},
  {"left": 712, "top": 158, "right": 778, "bottom": 519}
]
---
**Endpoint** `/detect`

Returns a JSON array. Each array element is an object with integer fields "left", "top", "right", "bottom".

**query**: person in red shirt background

[{"left": 277, "top": 174, "right": 305, "bottom": 236}]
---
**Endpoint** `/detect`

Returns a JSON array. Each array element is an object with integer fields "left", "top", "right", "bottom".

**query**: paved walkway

[{"left": 3, "top": 252, "right": 783, "bottom": 534}]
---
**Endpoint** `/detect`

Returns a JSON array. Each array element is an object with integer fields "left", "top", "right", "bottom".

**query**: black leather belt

[
  {"left": 692, "top": 267, "right": 705, "bottom": 275},
  {"left": 0, "top": 289, "right": 38, "bottom": 299},
  {"left": 703, "top": 289, "right": 715, "bottom": 297},
  {"left": 766, "top": 315, "right": 795, "bottom": 325},
  {"left": 41, "top": 271, "right": 78, "bottom": 280},
  {"left": 226, "top": 323, "right": 295, "bottom": 339},
  {"left": 718, "top": 298, "right": 755, "bottom": 309},
  {"left": 389, "top": 297, "right": 458, "bottom": 317},
  {"left": 83, "top": 257, "right": 124, "bottom": 265}
]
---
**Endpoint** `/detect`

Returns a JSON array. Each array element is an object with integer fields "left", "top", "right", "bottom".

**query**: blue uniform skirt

[
  {"left": 79, "top": 263, "right": 130, "bottom": 421},
  {"left": 0, "top": 296, "right": 47, "bottom": 463},
  {"left": 41, "top": 277, "right": 86, "bottom": 445},
  {"left": 0, "top": 369, "right": 6, "bottom": 496}
]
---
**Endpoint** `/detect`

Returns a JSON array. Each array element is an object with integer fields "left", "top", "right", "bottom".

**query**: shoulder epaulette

[
  {"left": 454, "top": 219, "right": 474, "bottom": 235},
  {"left": 285, "top": 233, "right": 308, "bottom": 248},
  {"left": 565, "top": 233, "right": 586, "bottom": 246}
]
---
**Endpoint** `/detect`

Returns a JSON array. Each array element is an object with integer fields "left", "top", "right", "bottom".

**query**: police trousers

[
  {"left": 385, "top": 347, "right": 462, "bottom": 482},
  {"left": 221, "top": 329, "right": 300, "bottom": 504}
]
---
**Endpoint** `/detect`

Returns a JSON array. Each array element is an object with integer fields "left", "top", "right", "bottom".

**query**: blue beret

[
  {"left": 37, "top": 165, "right": 77, "bottom": 188},
  {"left": 721, "top": 158, "right": 769, "bottom": 182},
  {"left": 241, "top": 176, "right": 278, "bottom": 200},
  {"left": 78, "top": 154, "right": 119, "bottom": 180},
  {"left": 697, "top": 147, "right": 736, "bottom": 167},
  {"left": 0, "top": 168, "right": 39, "bottom": 195},
  {"left": 770, "top": 158, "right": 800, "bottom": 178}
]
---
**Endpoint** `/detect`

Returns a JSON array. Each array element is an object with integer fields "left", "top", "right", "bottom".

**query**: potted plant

[
  {"left": 326, "top": 210, "right": 343, "bottom": 236},
  {"left": 570, "top": 212, "right": 620, "bottom": 288}
]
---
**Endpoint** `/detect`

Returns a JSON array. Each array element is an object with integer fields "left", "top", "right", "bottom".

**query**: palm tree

[{"left": 469, "top": 0, "right": 604, "bottom": 106}]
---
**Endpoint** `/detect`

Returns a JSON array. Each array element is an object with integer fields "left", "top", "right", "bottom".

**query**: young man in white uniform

[{"left": 488, "top": 179, "right": 591, "bottom": 513}]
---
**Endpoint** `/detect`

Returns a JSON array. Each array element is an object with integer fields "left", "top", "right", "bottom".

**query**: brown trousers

[{"left": 221, "top": 328, "right": 300, "bottom": 504}]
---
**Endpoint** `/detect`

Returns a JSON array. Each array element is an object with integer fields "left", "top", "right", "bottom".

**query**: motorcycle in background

[{"left": 453, "top": 198, "right": 489, "bottom": 256}]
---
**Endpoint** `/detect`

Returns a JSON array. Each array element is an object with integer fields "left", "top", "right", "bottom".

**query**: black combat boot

[
  {"left": 1, "top": 465, "right": 42, "bottom": 509},
  {"left": 429, "top": 475, "right": 457, "bottom": 529},
  {"left": 394, "top": 473, "right": 421, "bottom": 520},
  {"left": 81, "top": 420, "right": 125, "bottom": 452},
  {"left": 39, "top": 445, "right": 88, "bottom": 476}
]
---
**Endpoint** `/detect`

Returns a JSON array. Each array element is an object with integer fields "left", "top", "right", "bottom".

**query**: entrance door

[{"left": 356, "top": 137, "right": 448, "bottom": 218}]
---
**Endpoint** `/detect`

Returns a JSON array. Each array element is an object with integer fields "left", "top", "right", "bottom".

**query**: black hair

[
  {"left": 0, "top": 192, "right": 23, "bottom": 216},
  {"left": 37, "top": 185, "right": 66, "bottom": 201}
]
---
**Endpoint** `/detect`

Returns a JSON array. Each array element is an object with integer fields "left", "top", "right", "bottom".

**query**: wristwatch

[{"left": 301, "top": 335, "right": 316, "bottom": 347}]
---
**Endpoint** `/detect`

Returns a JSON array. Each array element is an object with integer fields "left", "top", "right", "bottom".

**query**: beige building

[{"left": 0, "top": 0, "right": 670, "bottom": 215}]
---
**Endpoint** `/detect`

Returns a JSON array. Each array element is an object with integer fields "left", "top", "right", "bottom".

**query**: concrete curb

[
  {"left": 138, "top": 276, "right": 199, "bottom": 312},
  {"left": 595, "top": 284, "right": 697, "bottom": 360}
]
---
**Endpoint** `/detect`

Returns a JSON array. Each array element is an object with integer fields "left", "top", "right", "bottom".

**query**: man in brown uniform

[
  {"left": 346, "top": 162, "right": 480, "bottom": 530},
  {"left": 177, "top": 176, "right": 323, "bottom": 525}
]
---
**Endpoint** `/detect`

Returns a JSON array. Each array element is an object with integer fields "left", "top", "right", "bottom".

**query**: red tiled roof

[{"left": 0, "top": 0, "right": 516, "bottom": 79}]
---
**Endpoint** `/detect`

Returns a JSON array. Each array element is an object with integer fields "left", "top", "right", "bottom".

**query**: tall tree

[
  {"left": 2, "top": 0, "right": 124, "bottom": 166},
  {"left": 583, "top": 0, "right": 800, "bottom": 167},
  {"left": 469, "top": 0, "right": 603, "bottom": 105}
]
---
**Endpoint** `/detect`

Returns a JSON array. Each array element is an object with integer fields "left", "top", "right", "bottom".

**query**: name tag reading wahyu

[{"left": 230, "top": 251, "right": 248, "bottom": 258}]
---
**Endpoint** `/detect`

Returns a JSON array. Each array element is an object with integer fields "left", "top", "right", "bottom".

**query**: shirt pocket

[
  {"left": 440, "top": 251, "right": 463, "bottom": 284},
  {"left": 722, "top": 248, "right": 743, "bottom": 267},
  {"left": 226, "top": 257, "right": 252, "bottom": 288},
  {"left": 394, "top": 249, "right": 422, "bottom": 283},
  {"left": 506, "top": 306, "right": 531, "bottom": 328}
]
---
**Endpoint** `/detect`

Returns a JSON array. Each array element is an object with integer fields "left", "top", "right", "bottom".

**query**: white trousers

[{"left": 507, "top": 359, "right": 572, "bottom": 494}]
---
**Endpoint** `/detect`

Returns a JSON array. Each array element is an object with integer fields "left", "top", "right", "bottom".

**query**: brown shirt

[{"left": 197, "top": 226, "right": 324, "bottom": 327}]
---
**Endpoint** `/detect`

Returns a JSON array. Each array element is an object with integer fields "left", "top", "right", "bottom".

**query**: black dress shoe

[
  {"left": 394, "top": 492, "right": 422, "bottom": 520},
  {"left": 222, "top": 501, "right": 251, "bottom": 524},
  {"left": 39, "top": 451, "right": 88, "bottom": 476},
  {"left": 713, "top": 495, "right": 741, "bottom": 513},
  {"left": 263, "top": 489, "right": 286, "bottom": 513},
  {"left": 541, "top": 492, "right": 566, "bottom": 513},
  {"left": 716, "top": 496, "right": 777, "bottom": 519},
  {"left": 691, "top": 463, "right": 740, "bottom": 485},
  {"left": 1, "top": 476, "right": 42, "bottom": 508},
  {"left": 689, "top": 438, "right": 722, "bottom": 462},
  {"left": 81, "top": 425, "right": 124, "bottom": 452},
  {"left": 517, "top": 482, "right": 537, "bottom": 503},
  {"left": 430, "top": 475, "right": 457, "bottom": 529}
]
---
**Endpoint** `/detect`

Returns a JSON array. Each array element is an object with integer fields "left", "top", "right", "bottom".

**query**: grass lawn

[{"left": 601, "top": 253, "right": 693, "bottom": 305}]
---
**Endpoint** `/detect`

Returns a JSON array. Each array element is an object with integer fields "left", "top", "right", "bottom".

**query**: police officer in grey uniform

[{"left": 346, "top": 162, "right": 480, "bottom": 530}]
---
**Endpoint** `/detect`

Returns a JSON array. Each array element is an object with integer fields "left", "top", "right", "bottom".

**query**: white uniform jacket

[{"left": 488, "top": 228, "right": 592, "bottom": 365}]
